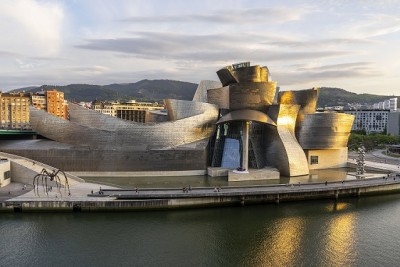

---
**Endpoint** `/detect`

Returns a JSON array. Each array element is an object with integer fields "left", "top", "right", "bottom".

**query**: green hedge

[{"left": 348, "top": 133, "right": 400, "bottom": 151}]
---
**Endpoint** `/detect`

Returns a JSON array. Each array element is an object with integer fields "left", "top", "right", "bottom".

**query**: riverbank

[
  {"left": 2, "top": 174, "right": 400, "bottom": 212},
  {"left": 1, "top": 149, "right": 400, "bottom": 212}
]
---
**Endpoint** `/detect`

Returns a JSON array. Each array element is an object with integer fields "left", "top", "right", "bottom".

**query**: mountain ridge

[{"left": 8, "top": 80, "right": 399, "bottom": 108}]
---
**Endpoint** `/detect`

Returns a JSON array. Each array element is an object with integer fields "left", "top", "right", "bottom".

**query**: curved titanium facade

[
  {"left": 192, "top": 80, "right": 222, "bottom": 103},
  {"left": 217, "top": 109, "right": 276, "bottom": 126},
  {"left": 297, "top": 113, "right": 355, "bottom": 149},
  {"left": 265, "top": 104, "right": 309, "bottom": 177},
  {"left": 24, "top": 62, "right": 355, "bottom": 175},
  {"left": 229, "top": 82, "right": 277, "bottom": 111},
  {"left": 164, "top": 99, "right": 208, "bottom": 121},
  {"left": 278, "top": 88, "right": 319, "bottom": 137},
  {"left": 207, "top": 86, "right": 230, "bottom": 109},
  {"left": 231, "top": 65, "right": 269, "bottom": 83},
  {"left": 32, "top": 100, "right": 219, "bottom": 150},
  {"left": 216, "top": 68, "right": 237, "bottom": 87}
]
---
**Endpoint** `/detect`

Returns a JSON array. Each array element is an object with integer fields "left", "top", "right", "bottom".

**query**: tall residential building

[
  {"left": 92, "top": 100, "right": 164, "bottom": 123},
  {"left": 31, "top": 90, "right": 69, "bottom": 120},
  {"left": 372, "top": 97, "right": 398, "bottom": 111},
  {"left": 0, "top": 92, "right": 31, "bottom": 129},
  {"left": 46, "top": 90, "right": 68, "bottom": 119},
  {"left": 344, "top": 109, "right": 390, "bottom": 134},
  {"left": 388, "top": 111, "right": 400, "bottom": 136}
]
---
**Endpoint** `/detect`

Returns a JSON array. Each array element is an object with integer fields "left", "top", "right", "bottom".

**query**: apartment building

[
  {"left": 92, "top": 100, "right": 164, "bottom": 123},
  {"left": 0, "top": 92, "right": 31, "bottom": 130},
  {"left": 31, "top": 90, "right": 69, "bottom": 120}
]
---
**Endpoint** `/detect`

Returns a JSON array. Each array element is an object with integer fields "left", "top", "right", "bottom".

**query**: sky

[{"left": 0, "top": 0, "right": 399, "bottom": 95}]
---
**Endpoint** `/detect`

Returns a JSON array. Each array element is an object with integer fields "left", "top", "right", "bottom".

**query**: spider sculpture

[{"left": 33, "top": 168, "right": 70, "bottom": 197}]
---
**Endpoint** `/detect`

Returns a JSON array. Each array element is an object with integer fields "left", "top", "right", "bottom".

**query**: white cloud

[{"left": 0, "top": 0, "right": 64, "bottom": 57}]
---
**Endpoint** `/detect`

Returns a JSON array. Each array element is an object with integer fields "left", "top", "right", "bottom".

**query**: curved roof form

[
  {"left": 297, "top": 112, "right": 355, "bottom": 149},
  {"left": 216, "top": 109, "right": 276, "bottom": 126},
  {"left": 31, "top": 100, "right": 219, "bottom": 150},
  {"left": 192, "top": 80, "right": 222, "bottom": 103},
  {"left": 264, "top": 104, "right": 309, "bottom": 177}
]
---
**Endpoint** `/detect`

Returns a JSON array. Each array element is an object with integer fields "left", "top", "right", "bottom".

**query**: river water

[{"left": 2, "top": 193, "right": 400, "bottom": 266}]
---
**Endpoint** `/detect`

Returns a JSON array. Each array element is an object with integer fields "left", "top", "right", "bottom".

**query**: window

[
  {"left": 4, "top": 170, "right": 11, "bottom": 179},
  {"left": 310, "top": 156, "right": 319, "bottom": 165}
]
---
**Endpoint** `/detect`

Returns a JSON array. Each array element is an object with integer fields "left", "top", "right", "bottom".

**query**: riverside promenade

[
  {"left": 1, "top": 150, "right": 400, "bottom": 212},
  {"left": 3, "top": 173, "right": 400, "bottom": 212}
]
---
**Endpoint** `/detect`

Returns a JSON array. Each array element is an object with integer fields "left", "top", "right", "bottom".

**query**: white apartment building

[
  {"left": 92, "top": 100, "right": 164, "bottom": 123},
  {"left": 388, "top": 111, "right": 400, "bottom": 136},
  {"left": 373, "top": 98, "right": 398, "bottom": 111},
  {"left": 344, "top": 109, "right": 390, "bottom": 134}
]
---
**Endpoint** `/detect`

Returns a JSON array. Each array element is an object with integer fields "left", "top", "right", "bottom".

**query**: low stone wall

[
  {"left": 1, "top": 148, "right": 208, "bottom": 172},
  {"left": 3, "top": 177, "right": 400, "bottom": 212}
]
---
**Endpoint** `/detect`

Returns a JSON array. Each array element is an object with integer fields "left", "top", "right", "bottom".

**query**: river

[{"left": 1, "top": 193, "right": 400, "bottom": 266}]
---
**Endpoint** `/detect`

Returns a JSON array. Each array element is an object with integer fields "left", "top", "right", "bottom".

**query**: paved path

[
  {"left": 6, "top": 182, "right": 118, "bottom": 202},
  {"left": 4, "top": 149, "right": 400, "bottom": 203},
  {"left": 349, "top": 149, "right": 400, "bottom": 166},
  {"left": 98, "top": 174, "right": 400, "bottom": 199}
]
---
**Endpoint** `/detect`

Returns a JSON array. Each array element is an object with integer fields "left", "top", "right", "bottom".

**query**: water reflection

[
  {"left": 256, "top": 217, "right": 305, "bottom": 266},
  {"left": 322, "top": 202, "right": 357, "bottom": 266}
]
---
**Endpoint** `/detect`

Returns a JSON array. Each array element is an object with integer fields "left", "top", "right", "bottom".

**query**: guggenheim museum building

[{"left": 2, "top": 62, "right": 354, "bottom": 178}]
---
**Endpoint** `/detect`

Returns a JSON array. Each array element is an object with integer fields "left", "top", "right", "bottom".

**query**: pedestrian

[
  {"left": 135, "top": 187, "right": 138, "bottom": 193},
  {"left": 325, "top": 181, "right": 328, "bottom": 186},
  {"left": 214, "top": 187, "right": 218, "bottom": 192},
  {"left": 91, "top": 190, "right": 93, "bottom": 194}
]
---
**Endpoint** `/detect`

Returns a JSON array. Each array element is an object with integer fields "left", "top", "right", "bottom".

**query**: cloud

[
  {"left": 120, "top": 6, "right": 312, "bottom": 24},
  {"left": 0, "top": 0, "right": 64, "bottom": 56},
  {"left": 70, "top": 65, "right": 110, "bottom": 76},
  {"left": 274, "top": 62, "right": 382, "bottom": 89},
  {"left": 349, "top": 14, "right": 400, "bottom": 38},
  {"left": 268, "top": 38, "right": 375, "bottom": 48},
  {"left": 76, "top": 31, "right": 349, "bottom": 63}
]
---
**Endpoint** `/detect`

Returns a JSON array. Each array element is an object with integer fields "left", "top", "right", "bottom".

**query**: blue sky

[{"left": 0, "top": 0, "right": 399, "bottom": 95}]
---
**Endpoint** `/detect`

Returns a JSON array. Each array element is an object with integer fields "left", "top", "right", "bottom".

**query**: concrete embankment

[{"left": 2, "top": 175, "right": 400, "bottom": 212}]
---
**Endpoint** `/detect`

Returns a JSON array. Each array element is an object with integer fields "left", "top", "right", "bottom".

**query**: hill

[
  {"left": 10, "top": 79, "right": 197, "bottom": 102},
  {"left": 317, "top": 87, "right": 399, "bottom": 108},
  {"left": 10, "top": 82, "right": 398, "bottom": 108}
]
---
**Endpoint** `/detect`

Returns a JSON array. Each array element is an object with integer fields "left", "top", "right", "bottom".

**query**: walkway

[{"left": 99, "top": 174, "right": 400, "bottom": 199}]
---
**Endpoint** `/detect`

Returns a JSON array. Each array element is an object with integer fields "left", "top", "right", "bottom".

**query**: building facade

[
  {"left": 344, "top": 109, "right": 390, "bottom": 134},
  {"left": 92, "top": 100, "right": 164, "bottom": 123},
  {"left": 373, "top": 98, "right": 398, "bottom": 111},
  {"left": 388, "top": 111, "right": 400, "bottom": 136},
  {"left": 0, "top": 158, "right": 11, "bottom": 188},
  {"left": 31, "top": 90, "right": 69, "bottom": 120},
  {"left": 0, "top": 92, "right": 31, "bottom": 130},
  {"left": 12, "top": 62, "right": 354, "bottom": 176}
]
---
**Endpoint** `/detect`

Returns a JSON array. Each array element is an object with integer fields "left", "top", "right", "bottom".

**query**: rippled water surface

[{"left": 2, "top": 194, "right": 400, "bottom": 266}]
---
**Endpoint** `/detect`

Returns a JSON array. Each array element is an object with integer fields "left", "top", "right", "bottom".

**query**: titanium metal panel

[
  {"left": 278, "top": 88, "right": 319, "bottom": 136},
  {"left": 216, "top": 68, "right": 237, "bottom": 86},
  {"left": 164, "top": 99, "right": 207, "bottom": 121},
  {"left": 207, "top": 86, "right": 230, "bottom": 109},
  {"left": 297, "top": 113, "right": 355, "bottom": 149},
  {"left": 217, "top": 109, "right": 276, "bottom": 126},
  {"left": 265, "top": 104, "right": 309, "bottom": 177},
  {"left": 192, "top": 80, "right": 222, "bottom": 103},
  {"left": 231, "top": 65, "right": 269, "bottom": 83},
  {"left": 32, "top": 100, "right": 219, "bottom": 150},
  {"left": 229, "top": 82, "right": 277, "bottom": 111}
]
